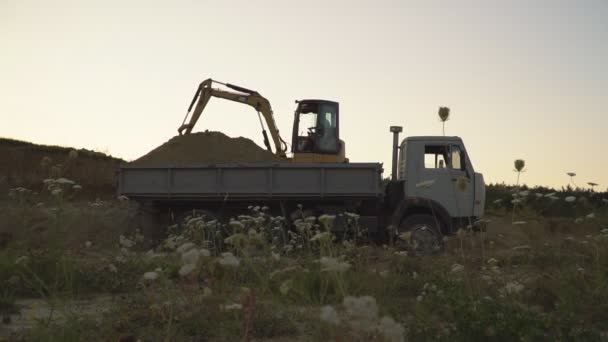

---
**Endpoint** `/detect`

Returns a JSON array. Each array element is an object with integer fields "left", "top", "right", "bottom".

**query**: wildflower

[
  {"left": 378, "top": 316, "right": 406, "bottom": 342},
  {"left": 318, "top": 214, "right": 336, "bottom": 229},
  {"left": 119, "top": 235, "right": 135, "bottom": 248},
  {"left": 117, "top": 195, "right": 129, "bottom": 201},
  {"left": 511, "top": 199, "right": 522, "bottom": 204},
  {"left": 501, "top": 281, "right": 524, "bottom": 295},
  {"left": 55, "top": 178, "right": 75, "bottom": 185},
  {"left": 310, "top": 232, "right": 331, "bottom": 242},
  {"left": 487, "top": 258, "right": 499, "bottom": 265},
  {"left": 107, "top": 264, "right": 118, "bottom": 273},
  {"left": 416, "top": 180, "right": 435, "bottom": 188},
  {"left": 179, "top": 263, "right": 197, "bottom": 277},
  {"left": 565, "top": 196, "right": 576, "bottom": 203},
  {"left": 567, "top": 172, "right": 576, "bottom": 177},
  {"left": 51, "top": 189, "right": 62, "bottom": 196},
  {"left": 343, "top": 212, "right": 360, "bottom": 221},
  {"left": 15, "top": 256, "right": 28, "bottom": 265},
  {"left": 181, "top": 249, "right": 201, "bottom": 264},
  {"left": 218, "top": 252, "right": 240, "bottom": 267},
  {"left": 416, "top": 295, "right": 424, "bottom": 302},
  {"left": 175, "top": 241, "right": 194, "bottom": 253},
  {"left": 343, "top": 296, "right": 378, "bottom": 331},
  {"left": 279, "top": 279, "right": 292, "bottom": 295},
  {"left": 73, "top": 184, "right": 82, "bottom": 191},
  {"left": 512, "top": 221, "right": 527, "bottom": 225},
  {"left": 319, "top": 256, "right": 351, "bottom": 273},
  {"left": 512, "top": 244, "right": 531, "bottom": 251},
  {"left": 493, "top": 199, "right": 503, "bottom": 204},
  {"left": 228, "top": 220, "right": 244, "bottom": 230},
  {"left": 575, "top": 218, "right": 584, "bottom": 224},
  {"left": 320, "top": 305, "right": 340, "bottom": 325},
  {"left": 586, "top": 213, "right": 595, "bottom": 219},
  {"left": 143, "top": 271, "right": 159, "bottom": 281},
  {"left": 199, "top": 248, "right": 211, "bottom": 257},
  {"left": 518, "top": 190, "right": 530, "bottom": 197},
  {"left": 545, "top": 192, "right": 556, "bottom": 197},
  {"left": 534, "top": 193, "right": 543, "bottom": 198},
  {"left": 224, "top": 303, "right": 242, "bottom": 310},
  {"left": 398, "top": 231, "right": 412, "bottom": 241},
  {"left": 304, "top": 216, "right": 317, "bottom": 224},
  {"left": 412, "top": 271, "right": 418, "bottom": 279},
  {"left": 451, "top": 263, "right": 464, "bottom": 273}
]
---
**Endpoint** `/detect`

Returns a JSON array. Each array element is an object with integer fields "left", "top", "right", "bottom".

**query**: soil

[{"left": 131, "top": 131, "right": 282, "bottom": 165}]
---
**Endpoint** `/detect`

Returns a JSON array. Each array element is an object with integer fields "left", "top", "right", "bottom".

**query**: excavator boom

[{"left": 178, "top": 79, "right": 287, "bottom": 158}]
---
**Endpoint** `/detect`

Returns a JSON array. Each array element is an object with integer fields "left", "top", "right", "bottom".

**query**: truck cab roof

[{"left": 404, "top": 136, "right": 463, "bottom": 142}]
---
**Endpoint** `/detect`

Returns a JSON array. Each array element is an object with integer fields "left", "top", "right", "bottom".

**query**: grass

[{"left": 1, "top": 179, "right": 608, "bottom": 341}]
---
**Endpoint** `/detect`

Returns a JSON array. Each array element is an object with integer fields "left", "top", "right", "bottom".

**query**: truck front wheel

[{"left": 397, "top": 214, "right": 443, "bottom": 255}]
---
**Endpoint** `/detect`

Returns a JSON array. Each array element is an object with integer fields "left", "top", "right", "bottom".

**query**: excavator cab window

[{"left": 293, "top": 101, "right": 340, "bottom": 154}]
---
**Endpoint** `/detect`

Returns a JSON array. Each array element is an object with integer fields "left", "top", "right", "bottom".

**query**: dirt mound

[
  {"left": 0, "top": 137, "right": 123, "bottom": 197},
  {"left": 131, "top": 131, "right": 282, "bottom": 165}
]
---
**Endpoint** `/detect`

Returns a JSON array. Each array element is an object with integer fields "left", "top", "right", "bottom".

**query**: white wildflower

[
  {"left": 586, "top": 213, "right": 595, "bottom": 219},
  {"left": 305, "top": 216, "right": 317, "bottom": 224},
  {"left": 378, "top": 316, "right": 406, "bottom": 342},
  {"left": 117, "top": 195, "right": 129, "bottom": 201},
  {"left": 320, "top": 305, "right": 340, "bottom": 325},
  {"left": 228, "top": 220, "right": 244, "bottom": 230},
  {"left": 501, "top": 281, "right": 524, "bottom": 295},
  {"left": 318, "top": 214, "right": 336, "bottom": 229},
  {"left": 72, "top": 184, "right": 82, "bottom": 191},
  {"left": 511, "top": 199, "right": 522, "bottom": 204},
  {"left": 534, "top": 193, "right": 544, "bottom": 198},
  {"left": 178, "top": 263, "right": 197, "bottom": 277},
  {"left": 51, "top": 189, "right": 62, "bottom": 196},
  {"left": 493, "top": 199, "right": 503, "bottom": 204},
  {"left": 271, "top": 251, "right": 280, "bottom": 261},
  {"left": 519, "top": 190, "right": 530, "bottom": 197},
  {"left": 218, "top": 252, "right": 240, "bottom": 267},
  {"left": 107, "top": 264, "right": 118, "bottom": 273},
  {"left": 487, "top": 258, "right": 499, "bottom": 265},
  {"left": 310, "top": 232, "right": 331, "bottom": 242},
  {"left": 119, "top": 235, "right": 134, "bottom": 248},
  {"left": 199, "top": 248, "right": 211, "bottom": 257},
  {"left": 85, "top": 241, "right": 92, "bottom": 248},
  {"left": 181, "top": 249, "right": 201, "bottom": 264},
  {"left": 343, "top": 296, "right": 378, "bottom": 332},
  {"left": 565, "top": 196, "right": 576, "bottom": 203},
  {"left": 451, "top": 263, "right": 465, "bottom": 273},
  {"left": 15, "top": 256, "right": 29, "bottom": 265},
  {"left": 319, "top": 256, "right": 351, "bottom": 273},
  {"left": 544, "top": 192, "right": 556, "bottom": 198},
  {"left": 279, "top": 279, "right": 293, "bottom": 295},
  {"left": 575, "top": 218, "right": 584, "bottom": 224},
  {"left": 224, "top": 303, "right": 242, "bottom": 310},
  {"left": 143, "top": 271, "right": 159, "bottom": 281},
  {"left": 512, "top": 221, "right": 527, "bottom": 225},
  {"left": 55, "top": 178, "right": 75, "bottom": 185}
]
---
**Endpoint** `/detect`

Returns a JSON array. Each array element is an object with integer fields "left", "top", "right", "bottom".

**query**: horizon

[{"left": 2, "top": 0, "right": 606, "bottom": 190}]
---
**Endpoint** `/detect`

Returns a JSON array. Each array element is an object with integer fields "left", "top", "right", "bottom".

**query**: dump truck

[{"left": 119, "top": 79, "right": 486, "bottom": 252}]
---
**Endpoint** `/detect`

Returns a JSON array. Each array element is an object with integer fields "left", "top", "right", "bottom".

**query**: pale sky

[{"left": 1, "top": 0, "right": 607, "bottom": 189}]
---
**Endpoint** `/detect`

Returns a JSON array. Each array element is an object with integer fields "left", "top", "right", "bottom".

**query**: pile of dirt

[
  {"left": 0, "top": 137, "right": 123, "bottom": 197},
  {"left": 131, "top": 131, "right": 282, "bottom": 165}
]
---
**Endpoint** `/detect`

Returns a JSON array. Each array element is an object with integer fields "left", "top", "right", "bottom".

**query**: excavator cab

[{"left": 292, "top": 100, "right": 346, "bottom": 163}]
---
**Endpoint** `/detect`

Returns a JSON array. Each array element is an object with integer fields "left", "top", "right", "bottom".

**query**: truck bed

[{"left": 118, "top": 162, "right": 383, "bottom": 201}]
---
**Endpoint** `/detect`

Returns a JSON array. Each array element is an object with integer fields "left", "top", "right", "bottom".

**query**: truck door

[
  {"left": 413, "top": 144, "right": 459, "bottom": 218},
  {"left": 448, "top": 144, "right": 475, "bottom": 217}
]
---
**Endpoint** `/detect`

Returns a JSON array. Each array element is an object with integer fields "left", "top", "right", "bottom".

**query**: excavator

[{"left": 177, "top": 79, "right": 346, "bottom": 163}]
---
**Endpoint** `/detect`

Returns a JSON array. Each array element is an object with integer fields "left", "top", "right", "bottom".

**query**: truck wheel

[{"left": 397, "top": 214, "right": 443, "bottom": 255}]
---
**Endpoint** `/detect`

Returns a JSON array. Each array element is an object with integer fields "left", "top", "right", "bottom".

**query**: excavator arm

[{"left": 178, "top": 79, "right": 288, "bottom": 158}]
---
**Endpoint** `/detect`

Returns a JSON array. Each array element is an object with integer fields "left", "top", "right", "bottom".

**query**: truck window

[
  {"left": 424, "top": 145, "right": 449, "bottom": 169},
  {"left": 451, "top": 145, "right": 464, "bottom": 170}
]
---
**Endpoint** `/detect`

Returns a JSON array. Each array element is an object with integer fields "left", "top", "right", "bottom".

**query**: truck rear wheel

[{"left": 397, "top": 214, "right": 442, "bottom": 255}]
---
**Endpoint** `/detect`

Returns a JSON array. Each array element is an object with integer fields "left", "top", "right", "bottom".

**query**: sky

[{"left": 1, "top": 0, "right": 607, "bottom": 189}]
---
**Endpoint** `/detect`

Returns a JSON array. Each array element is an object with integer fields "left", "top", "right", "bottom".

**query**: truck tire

[{"left": 397, "top": 214, "right": 443, "bottom": 255}]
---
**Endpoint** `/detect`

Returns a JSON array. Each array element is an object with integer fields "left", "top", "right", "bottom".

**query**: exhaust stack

[{"left": 390, "top": 126, "right": 403, "bottom": 180}]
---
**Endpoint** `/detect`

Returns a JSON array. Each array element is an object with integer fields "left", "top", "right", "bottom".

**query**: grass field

[{"left": 1, "top": 185, "right": 608, "bottom": 341}]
